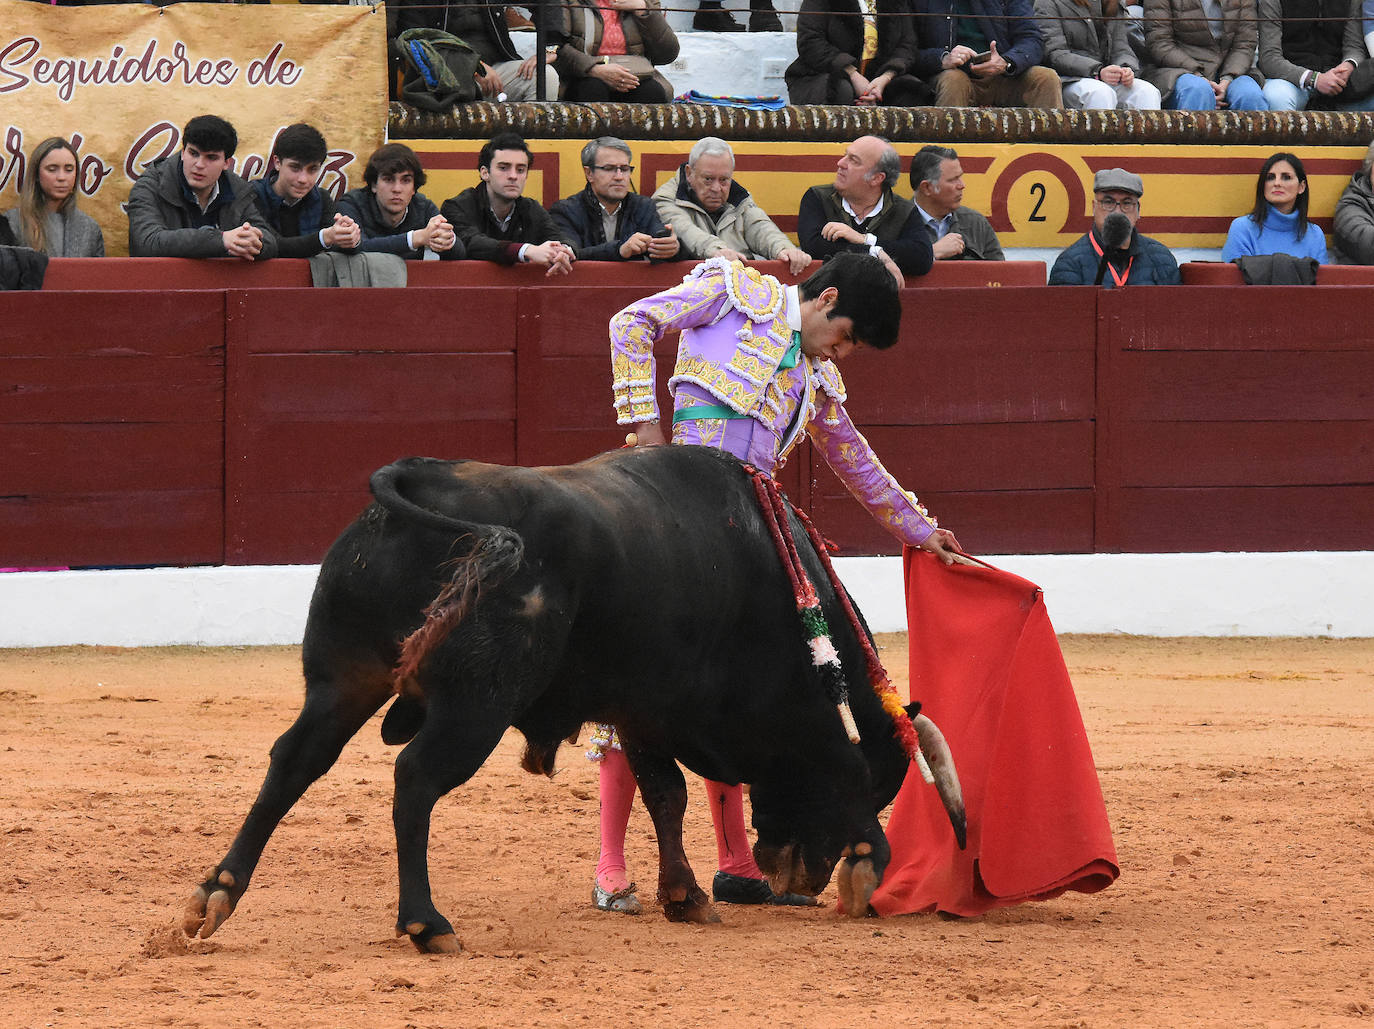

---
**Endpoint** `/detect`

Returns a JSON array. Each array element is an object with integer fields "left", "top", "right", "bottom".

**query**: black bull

[{"left": 183, "top": 445, "right": 964, "bottom": 953}]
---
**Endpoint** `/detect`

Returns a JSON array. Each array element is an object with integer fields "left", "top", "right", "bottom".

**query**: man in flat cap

[{"left": 1049, "top": 168, "right": 1180, "bottom": 286}]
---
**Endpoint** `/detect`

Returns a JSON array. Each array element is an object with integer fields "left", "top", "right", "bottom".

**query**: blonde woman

[
  {"left": 1035, "top": 0, "right": 1161, "bottom": 109},
  {"left": 4, "top": 137, "right": 105, "bottom": 257}
]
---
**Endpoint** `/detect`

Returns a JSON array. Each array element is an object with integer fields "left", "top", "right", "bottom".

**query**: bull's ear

[{"left": 904, "top": 701, "right": 922, "bottom": 720}]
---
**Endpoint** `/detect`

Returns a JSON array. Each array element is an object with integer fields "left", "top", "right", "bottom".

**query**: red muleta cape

[{"left": 867, "top": 549, "right": 1119, "bottom": 917}]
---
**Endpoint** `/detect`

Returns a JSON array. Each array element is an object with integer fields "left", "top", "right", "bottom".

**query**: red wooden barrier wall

[
  {"left": 4, "top": 261, "right": 1374, "bottom": 568},
  {"left": 0, "top": 291, "right": 225, "bottom": 567},
  {"left": 1096, "top": 286, "right": 1374, "bottom": 553},
  {"left": 223, "top": 288, "right": 520, "bottom": 564},
  {"left": 813, "top": 286, "right": 1097, "bottom": 555},
  {"left": 39, "top": 258, "right": 1051, "bottom": 292}
]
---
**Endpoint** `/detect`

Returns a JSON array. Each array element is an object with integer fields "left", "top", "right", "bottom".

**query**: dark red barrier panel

[
  {"left": 224, "top": 287, "right": 520, "bottom": 564},
  {"left": 0, "top": 291, "right": 225, "bottom": 567},
  {"left": 1096, "top": 286, "right": 1374, "bottom": 552},
  {"left": 1181, "top": 261, "right": 1374, "bottom": 284},
  {"left": 43, "top": 258, "right": 312, "bottom": 290},
  {"left": 409, "top": 259, "right": 702, "bottom": 290},
  {"left": 44, "top": 257, "right": 1046, "bottom": 291},
  {"left": 411, "top": 258, "right": 1047, "bottom": 288},
  {"left": 417, "top": 259, "right": 1048, "bottom": 288},
  {"left": 807, "top": 286, "right": 1098, "bottom": 555}
]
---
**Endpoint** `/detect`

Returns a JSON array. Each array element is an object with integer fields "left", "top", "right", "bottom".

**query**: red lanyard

[{"left": 1089, "top": 231, "right": 1133, "bottom": 288}]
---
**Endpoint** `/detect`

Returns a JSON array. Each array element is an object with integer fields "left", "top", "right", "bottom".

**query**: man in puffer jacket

[
  {"left": 653, "top": 137, "right": 812, "bottom": 275},
  {"left": 1332, "top": 139, "right": 1374, "bottom": 262},
  {"left": 551, "top": 137, "right": 680, "bottom": 262},
  {"left": 1049, "top": 168, "right": 1180, "bottom": 286},
  {"left": 127, "top": 114, "right": 277, "bottom": 260}
]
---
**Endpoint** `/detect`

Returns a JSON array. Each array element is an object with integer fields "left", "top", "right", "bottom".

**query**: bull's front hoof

[
  {"left": 182, "top": 866, "right": 240, "bottom": 939},
  {"left": 401, "top": 921, "right": 463, "bottom": 954},
  {"left": 836, "top": 845, "right": 879, "bottom": 918},
  {"left": 660, "top": 885, "right": 720, "bottom": 924}
]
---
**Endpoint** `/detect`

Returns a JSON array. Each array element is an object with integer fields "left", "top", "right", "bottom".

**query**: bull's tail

[
  {"left": 370, "top": 458, "right": 499, "bottom": 540},
  {"left": 393, "top": 529, "right": 524, "bottom": 687},
  {"left": 371, "top": 459, "right": 526, "bottom": 690}
]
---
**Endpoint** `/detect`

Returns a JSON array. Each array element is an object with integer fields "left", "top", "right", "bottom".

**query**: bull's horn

[{"left": 912, "top": 713, "right": 967, "bottom": 850}]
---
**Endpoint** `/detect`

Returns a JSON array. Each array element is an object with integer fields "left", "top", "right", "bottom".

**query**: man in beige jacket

[{"left": 652, "top": 137, "right": 812, "bottom": 274}]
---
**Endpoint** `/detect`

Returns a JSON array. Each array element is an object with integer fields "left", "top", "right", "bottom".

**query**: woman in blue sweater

[{"left": 1222, "top": 152, "right": 1328, "bottom": 262}]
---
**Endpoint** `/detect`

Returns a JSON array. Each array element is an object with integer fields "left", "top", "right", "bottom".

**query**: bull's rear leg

[
  {"left": 391, "top": 697, "right": 511, "bottom": 954},
  {"left": 183, "top": 668, "right": 393, "bottom": 940},
  {"left": 625, "top": 748, "right": 718, "bottom": 924}
]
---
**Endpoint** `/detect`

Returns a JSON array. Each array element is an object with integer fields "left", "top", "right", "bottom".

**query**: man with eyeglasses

[
  {"left": 1049, "top": 167, "right": 1180, "bottom": 286},
  {"left": 551, "top": 137, "right": 681, "bottom": 262},
  {"left": 652, "top": 137, "right": 813, "bottom": 275}
]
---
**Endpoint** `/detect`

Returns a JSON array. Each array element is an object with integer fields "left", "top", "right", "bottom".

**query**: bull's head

[
  {"left": 747, "top": 705, "right": 966, "bottom": 916},
  {"left": 748, "top": 764, "right": 892, "bottom": 910}
]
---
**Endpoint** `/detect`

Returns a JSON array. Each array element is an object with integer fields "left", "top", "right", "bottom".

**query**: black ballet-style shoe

[{"left": 712, "top": 871, "right": 821, "bottom": 906}]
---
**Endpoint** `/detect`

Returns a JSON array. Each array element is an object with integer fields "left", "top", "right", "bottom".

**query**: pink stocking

[
  {"left": 596, "top": 748, "right": 638, "bottom": 891},
  {"left": 704, "top": 779, "right": 763, "bottom": 878}
]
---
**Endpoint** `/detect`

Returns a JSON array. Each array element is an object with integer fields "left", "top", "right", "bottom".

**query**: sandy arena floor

[{"left": 1, "top": 635, "right": 1372, "bottom": 1028}]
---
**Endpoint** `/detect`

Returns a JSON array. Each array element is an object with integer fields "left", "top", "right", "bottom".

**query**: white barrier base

[{"left": 1, "top": 552, "right": 1370, "bottom": 647}]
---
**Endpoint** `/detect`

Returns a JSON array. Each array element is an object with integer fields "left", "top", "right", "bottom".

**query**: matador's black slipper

[{"left": 712, "top": 871, "right": 821, "bottom": 907}]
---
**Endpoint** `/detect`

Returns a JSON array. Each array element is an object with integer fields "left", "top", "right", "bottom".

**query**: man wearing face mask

[{"left": 1049, "top": 168, "right": 1180, "bottom": 286}]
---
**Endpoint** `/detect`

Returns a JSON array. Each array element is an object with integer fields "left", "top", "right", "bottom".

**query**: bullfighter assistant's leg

[
  {"left": 593, "top": 748, "right": 642, "bottom": 913},
  {"left": 705, "top": 779, "right": 822, "bottom": 907},
  {"left": 705, "top": 778, "right": 763, "bottom": 877}
]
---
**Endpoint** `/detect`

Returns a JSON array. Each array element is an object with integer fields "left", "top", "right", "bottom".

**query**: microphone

[
  {"left": 1094, "top": 212, "right": 1134, "bottom": 285},
  {"left": 1101, "top": 212, "right": 1133, "bottom": 250}
]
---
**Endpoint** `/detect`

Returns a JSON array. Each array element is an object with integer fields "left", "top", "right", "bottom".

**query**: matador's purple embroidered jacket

[{"left": 610, "top": 257, "right": 938, "bottom": 546}]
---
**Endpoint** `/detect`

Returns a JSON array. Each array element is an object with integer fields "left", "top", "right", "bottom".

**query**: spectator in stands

[
  {"left": 543, "top": 0, "right": 679, "bottom": 103},
  {"left": 909, "top": 145, "right": 1004, "bottom": 260},
  {"left": 338, "top": 143, "right": 457, "bottom": 261},
  {"left": 1035, "top": 0, "right": 1162, "bottom": 109},
  {"left": 910, "top": 0, "right": 1063, "bottom": 108},
  {"left": 551, "top": 138, "right": 680, "bottom": 262},
  {"left": 127, "top": 114, "right": 277, "bottom": 261},
  {"left": 3, "top": 136, "right": 104, "bottom": 257},
  {"left": 1221, "top": 152, "right": 1328, "bottom": 262},
  {"left": 693, "top": 0, "right": 784, "bottom": 32},
  {"left": 797, "top": 136, "right": 933, "bottom": 277},
  {"left": 1331, "top": 138, "right": 1374, "bottom": 263},
  {"left": 1049, "top": 168, "right": 1180, "bottom": 285},
  {"left": 1257, "top": 0, "right": 1374, "bottom": 111},
  {"left": 392, "top": 0, "right": 559, "bottom": 102},
  {"left": 653, "top": 137, "right": 812, "bottom": 273},
  {"left": 1143, "top": 0, "right": 1267, "bottom": 109},
  {"left": 442, "top": 133, "right": 575, "bottom": 275},
  {"left": 251, "top": 124, "right": 360, "bottom": 259},
  {"left": 784, "top": 0, "right": 932, "bottom": 106}
]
